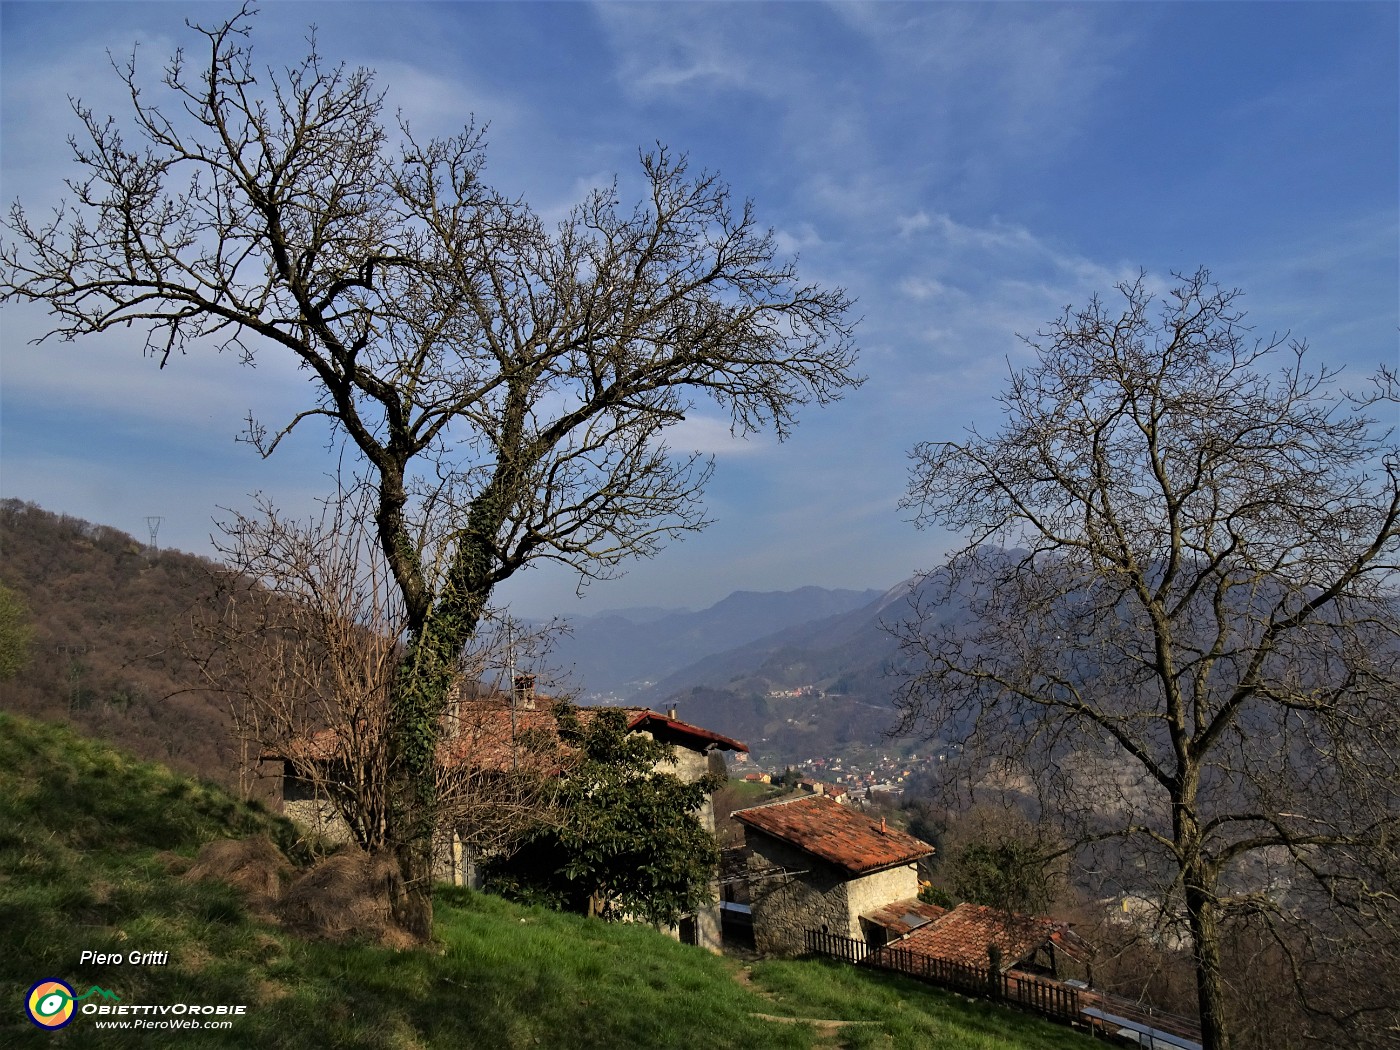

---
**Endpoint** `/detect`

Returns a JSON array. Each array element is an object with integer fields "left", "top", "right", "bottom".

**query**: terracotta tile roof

[
  {"left": 443, "top": 703, "right": 748, "bottom": 771},
  {"left": 861, "top": 898, "right": 947, "bottom": 936},
  {"left": 733, "top": 795, "right": 933, "bottom": 876},
  {"left": 439, "top": 701, "right": 577, "bottom": 774},
  {"left": 265, "top": 701, "right": 747, "bottom": 775},
  {"left": 625, "top": 709, "right": 748, "bottom": 754},
  {"left": 266, "top": 727, "right": 341, "bottom": 763},
  {"left": 893, "top": 902, "right": 1062, "bottom": 971}
]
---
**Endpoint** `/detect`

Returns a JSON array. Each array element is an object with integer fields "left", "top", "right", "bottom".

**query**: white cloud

[
  {"left": 897, "top": 211, "right": 933, "bottom": 238},
  {"left": 370, "top": 60, "right": 523, "bottom": 141},
  {"left": 592, "top": 3, "right": 770, "bottom": 99},
  {"left": 826, "top": 1, "right": 1131, "bottom": 160},
  {"left": 0, "top": 299, "right": 315, "bottom": 443},
  {"left": 665, "top": 414, "right": 770, "bottom": 457},
  {"left": 897, "top": 276, "right": 948, "bottom": 301},
  {"left": 773, "top": 223, "right": 824, "bottom": 260}
]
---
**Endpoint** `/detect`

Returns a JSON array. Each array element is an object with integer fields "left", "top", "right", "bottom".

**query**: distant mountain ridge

[
  {"left": 544, "top": 585, "right": 886, "bottom": 699},
  {"left": 622, "top": 579, "right": 932, "bottom": 763},
  {"left": 638, "top": 579, "right": 916, "bottom": 702}
]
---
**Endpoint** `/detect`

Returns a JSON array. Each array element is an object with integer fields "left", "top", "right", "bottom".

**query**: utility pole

[{"left": 145, "top": 516, "right": 163, "bottom": 562}]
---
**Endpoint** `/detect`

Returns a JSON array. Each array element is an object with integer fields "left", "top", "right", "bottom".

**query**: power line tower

[{"left": 145, "top": 516, "right": 163, "bottom": 562}]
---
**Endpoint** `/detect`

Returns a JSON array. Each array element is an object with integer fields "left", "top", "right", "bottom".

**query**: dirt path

[{"left": 736, "top": 965, "right": 885, "bottom": 1045}]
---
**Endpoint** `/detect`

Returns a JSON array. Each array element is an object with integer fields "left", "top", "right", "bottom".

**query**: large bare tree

[
  {"left": 0, "top": 8, "right": 860, "bottom": 937},
  {"left": 890, "top": 270, "right": 1399, "bottom": 1050},
  {"left": 195, "top": 489, "right": 557, "bottom": 876}
]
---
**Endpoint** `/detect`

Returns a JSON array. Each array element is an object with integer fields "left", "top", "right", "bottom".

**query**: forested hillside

[
  {"left": 0, "top": 500, "right": 894, "bottom": 782},
  {"left": 0, "top": 499, "right": 243, "bottom": 786}
]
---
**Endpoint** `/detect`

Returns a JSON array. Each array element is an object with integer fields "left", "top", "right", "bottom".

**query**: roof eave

[{"left": 628, "top": 710, "right": 750, "bottom": 753}]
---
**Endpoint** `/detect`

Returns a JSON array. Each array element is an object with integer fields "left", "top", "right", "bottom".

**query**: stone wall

[
  {"left": 637, "top": 732, "right": 717, "bottom": 831},
  {"left": 746, "top": 829, "right": 921, "bottom": 957},
  {"left": 647, "top": 739, "right": 723, "bottom": 951},
  {"left": 282, "top": 767, "right": 353, "bottom": 847},
  {"left": 746, "top": 832, "right": 853, "bottom": 956},
  {"left": 282, "top": 768, "right": 465, "bottom": 883},
  {"left": 669, "top": 744, "right": 717, "bottom": 832},
  {"left": 845, "top": 863, "right": 919, "bottom": 928}
]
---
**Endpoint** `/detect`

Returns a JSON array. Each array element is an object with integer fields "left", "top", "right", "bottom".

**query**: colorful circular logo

[{"left": 26, "top": 979, "right": 76, "bottom": 1029}]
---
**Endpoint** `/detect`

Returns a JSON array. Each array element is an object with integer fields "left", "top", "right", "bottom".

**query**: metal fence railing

[{"left": 1080, "top": 988, "right": 1203, "bottom": 1047}]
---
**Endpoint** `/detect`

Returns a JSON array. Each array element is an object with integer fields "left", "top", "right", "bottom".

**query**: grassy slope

[{"left": 0, "top": 714, "right": 1091, "bottom": 1049}]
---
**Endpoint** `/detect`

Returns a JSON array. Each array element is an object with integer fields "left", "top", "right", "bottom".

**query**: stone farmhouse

[
  {"left": 733, "top": 794, "right": 935, "bottom": 956},
  {"left": 266, "top": 682, "right": 748, "bottom": 952}
]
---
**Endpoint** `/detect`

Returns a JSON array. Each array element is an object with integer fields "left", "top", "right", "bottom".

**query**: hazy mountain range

[
  {"left": 541, "top": 581, "right": 939, "bottom": 764},
  {"left": 11, "top": 502, "right": 1364, "bottom": 772},
  {"left": 544, "top": 586, "right": 888, "bottom": 699}
]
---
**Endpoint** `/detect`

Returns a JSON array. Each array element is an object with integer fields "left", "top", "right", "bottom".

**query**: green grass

[
  {"left": 749, "top": 958, "right": 1097, "bottom": 1049},
  {"left": 726, "top": 778, "right": 786, "bottom": 802},
  {"left": 1, "top": 713, "right": 1093, "bottom": 1048}
]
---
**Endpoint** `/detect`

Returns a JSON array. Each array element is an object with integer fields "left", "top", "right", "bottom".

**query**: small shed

[
  {"left": 887, "top": 902, "right": 1084, "bottom": 978},
  {"left": 733, "top": 795, "right": 933, "bottom": 956},
  {"left": 859, "top": 897, "right": 946, "bottom": 949}
]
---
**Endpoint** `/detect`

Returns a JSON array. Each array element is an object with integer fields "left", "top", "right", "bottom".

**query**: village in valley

[{"left": 733, "top": 748, "right": 932, "bottom": 804}]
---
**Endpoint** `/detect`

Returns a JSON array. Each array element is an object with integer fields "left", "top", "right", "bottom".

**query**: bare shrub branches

[{"left": 192, "top": 488, "right": 556, "bottom": 864}]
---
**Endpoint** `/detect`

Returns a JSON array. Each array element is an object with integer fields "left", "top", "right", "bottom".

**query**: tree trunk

[
  {"left": 382, "top": 523, "right": 498, "bottom": 942},
  {"left": 1186, "top": 877, "right": 1232, "bottom": 1050},
  {"left": 383, "top": 651, "right": 452, "bottom": 942},
  {"left": 391, "top": 836, "right": 436, "bottom": 941}
]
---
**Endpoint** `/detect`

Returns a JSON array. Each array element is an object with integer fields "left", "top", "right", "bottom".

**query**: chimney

[
  {"left": 667, "top": 707, "right": 677, "bottom": 720},
  {"left": 512, "top": 674, "right": 536, "bottom": 711},
  {"left": 880, "top": 817, "right": 887, "bottom": 834}
]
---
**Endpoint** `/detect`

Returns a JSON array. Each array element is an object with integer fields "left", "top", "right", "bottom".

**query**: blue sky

[{"left": 1, "top": 2, "right": 1396, "bottom": 619}]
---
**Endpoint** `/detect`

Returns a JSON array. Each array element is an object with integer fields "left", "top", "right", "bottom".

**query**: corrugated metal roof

[{"left": 861, "top": 897, "right": 947, "bottom": 935}]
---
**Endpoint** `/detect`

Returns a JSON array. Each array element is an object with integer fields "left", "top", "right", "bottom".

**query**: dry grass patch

[
  {"left": 276, "top": 845, "right": 415, "bottom": 948},
  {"left": 184, "top": 834, "right": 291, "bottom": 919}
]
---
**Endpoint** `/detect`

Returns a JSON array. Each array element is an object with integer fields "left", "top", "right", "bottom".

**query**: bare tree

[
  {"left": 195, "top": 490, "right": 557, "bottom": 879},
  {"left": 0, "top": 7, "right": 860, "bottom": 937},
  {"left": 890, "top": 270, "right": 1400, "bottom": 1050}
]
